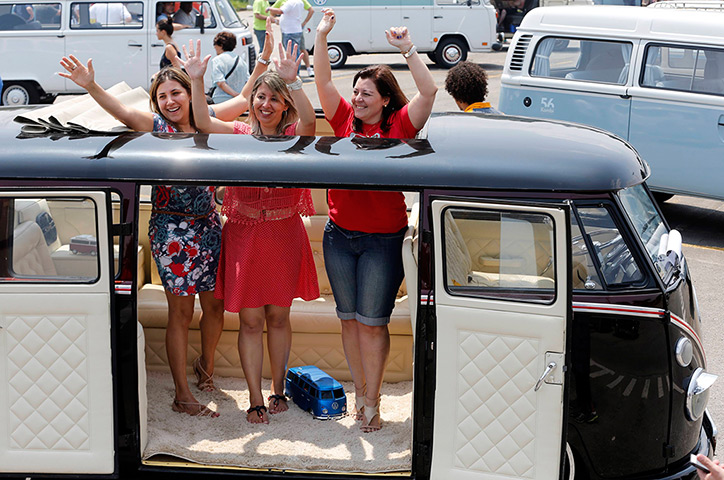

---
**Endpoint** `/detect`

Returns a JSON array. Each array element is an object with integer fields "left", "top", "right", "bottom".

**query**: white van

[
  {"left": 302, "top": 0, "right": 497, "bottom": 69},
  {"left": 0, "top": 0, "right": 255, "bottom": 105},
  {"left": 498, "top": 6, "right": 724, "bottom": 201}
]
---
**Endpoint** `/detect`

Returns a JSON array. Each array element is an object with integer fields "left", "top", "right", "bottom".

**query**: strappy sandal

[
  {"left": 354, "top": 384, "right": 366, "bottom": 421},
  {"left": 192, "top": 356, "right": 216, "bottom": 392},
  {"left": 172, "top": 399, "right": 219, "bottom": 417},
  {"left": 361, "top": 396, "right": 381, "bottom": 433},
  {"left": 246, "top": 405, "right": 269, "bottom": 424},
  {"left": 267, "top": 394, "right": 288, "bottom": 414}
]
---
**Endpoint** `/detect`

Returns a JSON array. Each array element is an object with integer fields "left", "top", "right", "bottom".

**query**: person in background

[
  {"left": 89, "top": 1, "right": 132, "bottom": 25},
  {"left": 252, "top": 0, "right": 270, "bottom": 52},
  {"left": 314, "top": 8, "right": 437, "bottom": 433},
  {"left": 11, "top": 3, "right": 34, "bottom": 22},
  {"left": 173, "top": 1, "right": 199, "bottom": 27},
  {"left": 444, "top": 61, "right": 501, "bottom": 114},
  {"left": 59, "top": 56, "right": 225, "bottom": 419},
  {"left": 156, "top": 19, "right": 182, "bottom": 71},
  {"left": 184, "top": 36, "right": 319, "bottom": 425},
  {"left": 268, "top": 0, "right": 314, "bottom": 77},
  {"left": 157, "top": 1, "right": 190, "bottom": 30},
  {"left": 209, "top": 31, "right": 249, "bottom": 104}
]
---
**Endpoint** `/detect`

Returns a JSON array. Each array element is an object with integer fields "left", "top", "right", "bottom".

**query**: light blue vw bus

[{"left": 499, "top": 5, "right": 724, "bottom": 201}]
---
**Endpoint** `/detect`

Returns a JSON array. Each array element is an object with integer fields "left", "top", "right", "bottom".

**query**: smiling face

[
  {"left": 252, "top": 82, "right": 289, "bottom": 134},
  {"left": 155, "top": 79, "right": 191, "bottom": 127},
  {"left": 351, "top": 77, "right": 388, "bottom": 125}
]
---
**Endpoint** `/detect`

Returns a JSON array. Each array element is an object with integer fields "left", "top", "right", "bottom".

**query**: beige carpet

[{"left": 143, "top": 370, "right": 413, "bottom": 473}]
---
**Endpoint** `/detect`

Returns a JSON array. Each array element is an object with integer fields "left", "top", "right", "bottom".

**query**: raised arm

[
  {"left": 211, "top": 17, "right": 274, "bottom": 121},
  {"left": 302, "top": 6, "right": 313, "bottom": 28},
  {"left": 182, "top": 40, "right": 235, "bottom": 134},
  {"left": 314, "top": 8, "right": 342, "bottom": 119},
  {"left": 275, "top": 40, "right": 315, "bottom": 136},
  {"left": 58, "top": 55, "right": 154, "bottom": 131},
  {"left": 386, "top": 27, "right": 437, "bottom": 130}
]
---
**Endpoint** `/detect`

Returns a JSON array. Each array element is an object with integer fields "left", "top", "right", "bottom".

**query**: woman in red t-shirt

[
  {"left": 314, "top": 8, "right": 437, "bottom": 432},
  {"left": 187, "top": 38, "right": 320, "bottom": 424}
]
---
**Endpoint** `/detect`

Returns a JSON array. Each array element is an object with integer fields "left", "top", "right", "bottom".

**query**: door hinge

[
  {"left": 663, "top": 443, "right": 675, "bottom": 458},
  {"left": 111, "top": 223, "right": 133, "bottom": 236}
]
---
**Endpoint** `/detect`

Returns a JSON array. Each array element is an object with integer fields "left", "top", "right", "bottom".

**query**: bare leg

[
  {"left": 195, "top": 291, "right": 224, "bottom": 390},
  {"left": 238, "top": 307, "right": 268, "bottom": 424},
  {"left": 165, "top": 291, "right": 216, "bottom": 416},
  {"left": 265, "top": 304, "right": 291, "bottom": 414},
  {"left": 340, "top": 318, "right": 367, "bottom": 419},
  {"left": 302, "top": 49, "right": 311, "bottom": 69},
  {"left": 358, "top": 323, "right": 390, "bottom": 432}
]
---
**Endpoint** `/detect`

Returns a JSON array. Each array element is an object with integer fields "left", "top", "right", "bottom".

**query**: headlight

[
  {"left": 675, "top": 337, "right": 693, "bottom": 367},
  {"left": 686, "top": 368, "right": 718, "bottom": 421}
]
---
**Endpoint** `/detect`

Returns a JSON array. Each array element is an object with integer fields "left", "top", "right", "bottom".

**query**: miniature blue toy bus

[{"left": 284, "top": 366, "right": 347, "bottom": 420}]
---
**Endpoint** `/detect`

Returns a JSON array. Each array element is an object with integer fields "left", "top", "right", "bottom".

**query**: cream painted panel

[
  {"left": 0, "top": 294, "right": 114, "bottom": 474},
  {"left": 430, "top": 200, "right": 569, "bottom": 480}
]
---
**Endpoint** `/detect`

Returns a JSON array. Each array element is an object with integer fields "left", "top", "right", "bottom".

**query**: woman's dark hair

[
  {"left": 149, "top": 67, "right": 195, "bottom": 130},
  {"left": 444, "top": 61, "right": 489, "bottom": 106},
  {"left": 352, "top": 65, "right": 408, "bottom": 134},
  {"left": 156, "top": 18, "right": 173, "bottom": 36},
  {"left": 213, "top": 31, "right": 237, "bottom": 52}
]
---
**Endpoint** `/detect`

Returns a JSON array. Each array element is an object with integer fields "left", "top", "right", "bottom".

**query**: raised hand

[
  {"left": 274, "top": 40, "right": 302, "bottom": 84},
  {"left": 316, "top": 8, "right": 335, "bottom": 35},
  {"left": 261, "top": 16, "right": 274, "bottom": 60},
  {"left": 58, "top": 55, "right": 95, "bottom": 89},
  {"left": 181, "top": 39, "right": 211, "bottom": 81},
  {"left": 385, "top": 26, "right": 413, "bottom": 51}
]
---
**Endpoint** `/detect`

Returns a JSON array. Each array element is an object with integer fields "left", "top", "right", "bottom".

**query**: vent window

[{"left": 509, "top": 34, "right": 533, "bottom": 71}]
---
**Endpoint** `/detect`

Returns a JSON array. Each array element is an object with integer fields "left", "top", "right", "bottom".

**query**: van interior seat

[
  {"left": 137, "top": 188, "right": 415, "bottom": 382},
  {"left": 565, "top": 42, "right": 626, "bottom": 84},
  {"left": 693, "top": 52, "right": 724, "bottom": 94},
  {"left": 13, "top": 221, "right": 58, "bottom": 277}
]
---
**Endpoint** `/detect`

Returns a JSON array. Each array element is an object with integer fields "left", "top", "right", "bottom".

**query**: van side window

[
  {"left": 531, "top": 37, "right": 632, "bottom": 85},
  {"left": 574, "top": 206, "right": 645, "bottom": 288},
  {"left": 642, "top": 45, "right": 724, "bottom": 96},
  {"left": 0, "top": 3, "right": 61, "bottom": 30},
  {"left": 70, "top": 2, "right": 142, "bottom": 28},
  {"left": 155, "top": 1, "right": 216, "bottom": 29},
  {"left": 443, "top": 208, "right": 556, "bottom": 304},
  {"left": 0, "top": 197, "right": 100, "bottom": 283},
  {"left": 570, "top": 213, "right": 603, "bottom": 291}
]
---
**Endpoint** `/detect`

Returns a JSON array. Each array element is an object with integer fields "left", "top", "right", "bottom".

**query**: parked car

[
  {"left": 0, "top": 0, "right": 255, "bottom": 105},
  {"left": 498, "top": 5, "right": 724, "bottom": 201},
  {"left": 0, "top": 110, "right": 716, "bottom": 479}
]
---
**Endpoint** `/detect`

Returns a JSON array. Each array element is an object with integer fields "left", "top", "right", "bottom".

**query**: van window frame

[
  {"left": 0, "top": 2, "right": 63, "bottom": 30},
  {"left": 639, "top": 42, "right": 724, "bottom": 97},
  {"left": 69, "top": 1, "right": 143, "bottom": 29}
]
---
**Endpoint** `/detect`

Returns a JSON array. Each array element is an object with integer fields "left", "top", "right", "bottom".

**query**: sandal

[
  {"left": 247, "top": 405, "right": 269, "bottom": 424},
  {"left": 192, "top": 356, "right": 216, "bottom": 392},
  {"left": 268, "top": 394, "right": 288, "bottom": 414},
  {"left": 354, "top": 384, "right": 366, "bottom": 421},
  {"left": 172, "top": 399, "right": 219, "bottom": 417},
  {"left": 361, "top": 396, "right": 381, "bottom": 432}
]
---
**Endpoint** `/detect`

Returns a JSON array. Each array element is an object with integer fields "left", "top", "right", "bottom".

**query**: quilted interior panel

[
  {"left": 4, "top": 314, "right": 90, "bottom": 450},
  {"left": 455, "top": 330, "right": 539, "bottom": 478}
]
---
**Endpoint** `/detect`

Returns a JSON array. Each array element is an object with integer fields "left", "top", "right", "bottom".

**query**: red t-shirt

[{"left": 326, "top": 97, "right": 417, "bottom": 233}]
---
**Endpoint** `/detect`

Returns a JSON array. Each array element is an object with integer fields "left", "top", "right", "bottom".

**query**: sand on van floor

[{"left": 143, "top": 370, "right": 413, "bottom": 473}]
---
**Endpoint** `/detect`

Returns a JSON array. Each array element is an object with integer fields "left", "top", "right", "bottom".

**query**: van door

[
  {"left": 0, "top": 191, "right": 115, "bottom": 475},
  {"left": 429, "top": 199, "right": 570, "bottom": 480},
  {"left": 628, "top": 43, "right": 724, "bottom": 199},
  {"left": 500, "top": 36, "right": 634, "bottom": 139},
  {"left": 65, "top": 1, "right": 149, "bottom": 89},
  {"left": 369, "top": 0, "right": 400, "bottom": 50},
  {"left": 401, "top": 1, "right": 432, "bottom": 51}
]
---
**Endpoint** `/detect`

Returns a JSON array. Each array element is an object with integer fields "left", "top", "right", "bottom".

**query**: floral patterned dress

[{"left": 149, "top": 114, "right": 222, "bottom": 296}]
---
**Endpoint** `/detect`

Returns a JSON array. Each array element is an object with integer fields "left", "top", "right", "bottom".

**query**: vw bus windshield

[
  {"left": 214, "top": 0, "right": 242, "bottom": 28},
  {"left": 618, "top": 185, "right": 668, "bottom": 277}
]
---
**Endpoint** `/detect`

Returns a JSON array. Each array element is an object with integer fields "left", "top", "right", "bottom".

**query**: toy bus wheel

[
  {"left": 328, "top": 44, "right": 348, "bottom": 69},
  {"left": 434, "top": 37, "right": 468, "bottom": 69},
  {"left": 91, "top": 250, "right": 97, "bottom": 256},
  {"left": 71, "top": 249, "right": 78, "bottom": 254}
]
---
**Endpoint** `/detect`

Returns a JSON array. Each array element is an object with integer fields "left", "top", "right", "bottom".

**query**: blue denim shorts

[{"left": 322, "top": 220, "right": 406, "bottom": 326}]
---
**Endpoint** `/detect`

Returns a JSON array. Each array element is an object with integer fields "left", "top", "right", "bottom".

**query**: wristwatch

[
  {"left": 257, "top": 57, "right": 271, "bottom": 65},
  {"left": 286, "top": 77, "right": 303, "bottom": 91},
  {"left": 401, "top": 45, "right": 417, "bottom": 58}
]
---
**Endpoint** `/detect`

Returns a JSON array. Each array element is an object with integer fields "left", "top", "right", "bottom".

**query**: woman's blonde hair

[
  {"left": 149, "top": 67, "right": 195, "bottom": 131},
  {"left": 248, "top": 71, "right": 298, "bottom": 135}
]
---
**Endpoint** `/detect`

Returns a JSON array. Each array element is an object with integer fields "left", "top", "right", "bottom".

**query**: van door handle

[
  {"left": 403, "top": 16, "right": 410, "bottom": 19},
  {"left": 718, "top": 114, "right": 724, "bottom": 127},
  {"left": 57, "top": 34, "right": 65, "bottom": 38},
  {"left": 151, "top": 42, "right": 164, "bottom": 47},
  {"left": 128, "top": 42, "right": 143, "bottom": 47},
  {"left": 535, "top": 362, "right": 557, "bottom": 391},
  {"left": 434, "top": 15, "right": 443, "bottom": 18}
]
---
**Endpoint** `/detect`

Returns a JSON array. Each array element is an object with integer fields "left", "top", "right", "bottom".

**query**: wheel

[
  {"left": 434, "top": 37, "right": 468, "bottom": 69},
  {"left": 327, "top": 44, "right": 348, "bottom": 69},
  {"left": 70, "top": 249, "right": 78, "bottom": 255},
  {"left": 492, "top": 42, "right": 503, "bottom": 52},
  {"left": 2, "top": 82, "right": 40, "bottom": 106}
]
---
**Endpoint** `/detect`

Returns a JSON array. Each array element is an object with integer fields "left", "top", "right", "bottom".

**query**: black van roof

[{"left": 0, "top": 112, "right": 647, "bottom": 192}]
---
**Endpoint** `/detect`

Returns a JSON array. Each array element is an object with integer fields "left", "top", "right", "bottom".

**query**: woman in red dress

[{"left": 185, "top": 38, "right": 319, "bottom": 424}]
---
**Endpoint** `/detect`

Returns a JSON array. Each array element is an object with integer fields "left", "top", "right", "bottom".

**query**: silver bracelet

[
  {"left": 257, "top": 57, "right": 271, "bottom": 66},
  {"left": 286, "top": 77, "right": 303, "bottom": 91},
  {"left": 401, "top": 44, "right": 417, "bottom": 58}
]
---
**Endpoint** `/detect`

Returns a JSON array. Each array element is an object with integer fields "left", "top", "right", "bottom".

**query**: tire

[
  {"left": 434, "top": 37, "right": 468, "bottom": 69},
  {"left": 327, "top": 44, "right": 348, "bottom": 69},
  {"left": 2, "top": 81, "right": 40, "bottom": 106}
]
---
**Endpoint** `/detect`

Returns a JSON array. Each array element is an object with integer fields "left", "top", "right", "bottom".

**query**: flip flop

[{"left": 268, "top": 394, "right": 288, "bottom": 414}]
